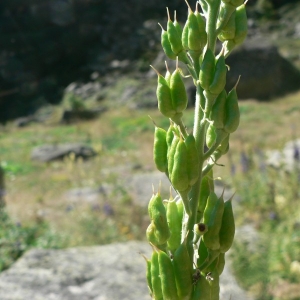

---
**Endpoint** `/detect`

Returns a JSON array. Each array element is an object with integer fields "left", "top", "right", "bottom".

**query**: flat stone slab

[{"left": 0, "top": 241, "right": 253, "bottom": 300}]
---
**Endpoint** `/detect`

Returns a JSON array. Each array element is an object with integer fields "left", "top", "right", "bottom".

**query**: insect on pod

[
  {"left": 199, "top": 48, "right": 215, "bottom": 91},
  {"left": 185, "top": 134, "right": 200, "bottom": 186},
  {"left": 172, "top": 237, "right": 193, "bottom": 300},
  {"left": 202, "top": 191, "right": 225, "bottom": 250},
  {"left": 153, "top": 126, "right": 168, "bottom": 173},
  {"left": 157, "top": 248, "right": 179, "bottom": 300},
  {"left": 219, "top": 197, "right": 235, "bottom": 253},
  {"left": 150, "top": 251, "right": 164, "bottom": 300},
  {"left": 224, "top": 78, "right": 240, "bottom": 134}
]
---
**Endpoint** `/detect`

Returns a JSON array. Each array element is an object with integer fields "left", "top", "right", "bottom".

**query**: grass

[{"left": 0, "top": 87, "right": 300, "bottom": 299}]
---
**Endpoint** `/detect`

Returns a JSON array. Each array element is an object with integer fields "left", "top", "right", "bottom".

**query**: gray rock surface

[
  {"left": 0, "top": 241, "right": 253, "bottom": 300},
  {"left": 266, "top": 139, "right": 300, "bottom": 171},
  {"left": 31, "top": 143, "right": 97, "bottom": 162}
]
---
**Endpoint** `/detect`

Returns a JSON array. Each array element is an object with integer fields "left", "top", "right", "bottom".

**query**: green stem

[{"left": 206, "top": 0, "right": 221, "bottom": 52}]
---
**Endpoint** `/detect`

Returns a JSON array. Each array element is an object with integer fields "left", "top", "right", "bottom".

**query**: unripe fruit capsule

[
  {"left": 166, "top": 198, "right": 181, "bottom": 253},
  {"left": 153, "top": 127, "right": 168, "bottom": 173},
  {"left": 199, "top": 48, "right": 215, "bottom": 91},
  {"left": 185, "top": 134, "right": 200, "bottom": 186},
  {"left": 170, "top": 68, "right": 188, "bottom": 113},
  {"left": 211, "top": 89, "right": 227, "bottom": 129},
  {"left": 167, "top": 8, "right": 183, "bottom": 55},
  {"left": 167, "top": 135, "right": 179, "bottom": 176},
  {"left": 151, "top": 251, "right": 164, "bottom": 300},
  {"left": 209, "top": 54, "right": 227, "bottom": 95},
  {"left": 233, "top": 4, "right": 248, "bottom": 45},
  {"left": 160, "top": 26, "right": 177, "bottom": 60}
]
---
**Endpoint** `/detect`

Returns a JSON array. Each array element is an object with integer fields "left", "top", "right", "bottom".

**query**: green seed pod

[
  {"left": 160, "top": 26, "right": 177, "bottom": 60},
  {"left": 195, "top": 8, "right": 207, "bottom": 51},
  {"left": 233, "top": 4, "right": 248, "bottom": 45},
  {"left": 174, "top": 11, "right": 183, "bottom": 38},
  {"left": 158, "top": 249, "right": 179, "bottom": 300},
  {"left": 148, "top": 192, "right": 170, "bottom": 245},
  {"left": 166, "top": 198, "right": 181, "bottom": 253},
  {"left": 198, "top": 170, "right": 214, "bottom": 217},
  {"left": 166, "top": 123, "right": 177, "bottom": 148},
  {"left": 224, "top": 83, "right": 240, "bottom": 134},
  {"left": 211, "top": 89, "right": 227, "bottom": 129},
  {"left": 143, "top": 255, "right": 153, "bottom": 296},
  {"left": 155, "top": 69, "right": 176, "bottom": 118},
  {"left": 191, "top": 274, "right": 211, "bottom": 300},
  {"left": 170, "top": 68, "right": 188, "bottom": 113},
  {"left": 218, "top": 133, "right": 230, "bottom": 155},
  {"left": 219, "top": 198, "right": 235, "bottom": 253},
  {"left": 197, "top": 237, "right": 218, "bottom": 272},
  {"left": 146, "top": 221, "right": 159, "bottom": 246},
  {"left": 209, "top": 269, "right": 220, "bottom": 300},
  {"left": 218, "top": 2, "right": 236, "bottom": 30},
  {"left": 173, "top": 239, "right": 193, "bottom": 299},
  {"left": 176, "top": 198, "right": 184, "bottom": 225},
  {"left": 218, "top": 10, "right": 236, "bottom": 42},
  {"left": 185, "top": 134, "right": 199, "bottom": 186},
  {"left": 167, "top": 9, "right": 183, "bottom": 55},
  {"left": 187, "top": 10, "right": 206, "bottom": 52},
  {"left": 181, "top": 18, "right": 189, "bottom": 50},
  {"left": 206, "top": 123, "right": 217, "bottom": 148},
  {"left": 171, "top": 139, "right": 189, "bottom": 192},
  {"left": 223, "top": 0, "right": 244, "bottom": 7},
  {"left": 209, "top": 54, "right": 227, "bottom": 96},
  {"left": 216, "top": 253, "right": 226, "bottom": 275},
  {"left": 199, "top": 48, "right": 215, "bottom": 91},
  {"left": 167, "top": 135, "right": 179, "bottom": 176},
  {"left": 203, "top": 191, "right": 225, "bottom": 250},
  {"left": 151, "top": 251, "right": 164, "bottom": 300},
  {"left": 153, "top": 127, "right": 168, "bottom": 172}
]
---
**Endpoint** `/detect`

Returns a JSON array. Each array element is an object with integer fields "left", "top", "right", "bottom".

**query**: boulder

[
  {"left": 31, "top": 143, "right": 97, "bottom": 162},
  {"left": 226, "top": 38, "right": 300, "bottom": 100},
  {"left": 0, "top": 241, "right": 254, "bottom": 300}
]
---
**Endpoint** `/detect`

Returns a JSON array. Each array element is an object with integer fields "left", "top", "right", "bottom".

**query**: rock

[
  {"left": 61, "top": 107, "right": 107, "bottom": 124},
  {"left": 14, "top": 116, "right": 35, "bottom": 128},
  {"left": 266, "top": 139, "right": 300, "bottom": 171},
  {"left": 31, "top": 143, "right": 97, "bottom": 162},
  {"left": 226, "top": 38, "right": 300, "bottom": 100},
  {"left": 0, "top": 241, "right": 253, "bottom": 300}
]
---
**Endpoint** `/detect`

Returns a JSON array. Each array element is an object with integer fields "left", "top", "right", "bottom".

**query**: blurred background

[{"left": 0, "top": 0, "right": 300, "bottom": 299}]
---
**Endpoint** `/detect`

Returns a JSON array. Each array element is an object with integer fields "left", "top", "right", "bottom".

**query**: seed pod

[
  {"left": 166, "top": 198, "right": 181, "bottom": 253},
  {"left": 151, "top": 251, "right": 164, "bottom": 300},
  {"left": 209, "top": 54, "right": 227, "bottom": 96},
  {"left": 191, "top": 274, "right": 211, "bottom": 300},
  {"left": 173, "top": 11, "right": 183, "bottom": 38},
  {"left": 224, "top": 82, "right": 240, "bottom": 134},
  {"left": 173, "top": 239, "right": 193, "bottom": 299},
  {"left": 154, "top": 68, "right": 176, "bottom": 119},
  {"left": 170, "top": 68, "right": 188, "bottom": 113},
  {"left": 166, "top": 123, "right": 176, "bottom": 148},
  {"left": 194, "top": 222, "right": 208, "bottom": 237},
  {"left": 167, "top": 8, "right": 183, "bottom": 55},
  {"left": 216, "top": 252, "right": 225, "bottom": 275},
  {"left": 195, "top": 8, "right": 207, "bottom": 51},
  {"left": 203, "top": 191, "right": 225, "bottom": 250},
  {"left": 206, "top": 123, "right": 217, "bottom": 148},
  {"left": 218, "top": 133, "right": 230, "bottom": 155},
  {"left": 186, "top": 10, "right": 205, "bottom": 52},
  {"left": 198, "top": 175, "right": 211, "bottom": 220},
  {"left": 167, "top": 135, "right": 179, "bottom": 176},
  {"left": 199, "top": 48, "right": 215, "bottom": 91},
  {"left": 181, "top": 18, "right": 189, "bottom": 50},
  {"left": 148, "top": 192, "right": 170, "bottom": 245},
  {"left": 219, "top": 198, "right": 235, "bottom": 253},
  {"left": 160, "top": 25, "right": 177, "bottom": 60},
  {"left": 218, "top": 10, "right": 236, "bottom": 42},
  {"left": 211, "top": 89, "right": 227, "bottom": 129},
  {"left": 146, "top": 222, "right": 159, "bottom": 246},
  {"left": 185, "top": 134, "right": 199, "bottom": 186},
  {"left": 158, "top": 249, "right": 179, "bottom": 300},
  {"left": 153, "top": 127, "right": 168, "bottom": 172},
  {"left": 143, "top": 255, "right": 153, "bottom": 296},
  {"left": 233, "top": 4, "right": 248, "bottom": 45},
  {"left": 218, "top": 2, "right": 236, "bottom": 30},
  {"left": 209, "top": 269, "right": 220, "bottom": 300},
  {"left": 176, "top": 198, "right": 184, "bottom": 224},
  {"left": 171, "top": 139, "right": 189, "bottom": 192}
]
